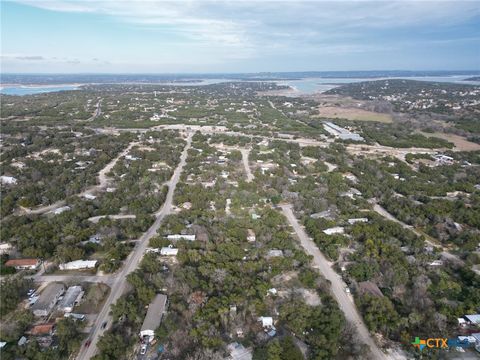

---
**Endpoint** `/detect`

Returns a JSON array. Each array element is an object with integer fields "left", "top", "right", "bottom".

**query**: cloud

[
  {"left": 6, "top": 0, "right": 480, "bottom": 71},
  {"left": 14, "top": 1, "right": 479, "bottom": 53},
  {"left": 15, "top": 55, "right": 45, "bottom": 60}
]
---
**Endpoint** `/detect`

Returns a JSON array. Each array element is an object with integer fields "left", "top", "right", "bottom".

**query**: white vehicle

[
  {"left": 140, "top": 344, "right": 147, "bottom": 355},
  {"left": 345, "top": 287, "right": 351, "bottom": 294}
]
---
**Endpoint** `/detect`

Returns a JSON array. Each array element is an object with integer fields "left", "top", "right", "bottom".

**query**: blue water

[
  {"left": 1, "top": 75, "right": 478, "bottom": 96},
  {"left": 0, "top": 85, "right": 80, "bottom": 95},
  {"left": 278, "top": 75, "right": 480, "bottom": 94}
]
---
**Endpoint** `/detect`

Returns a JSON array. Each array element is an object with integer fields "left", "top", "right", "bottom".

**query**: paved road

[
  {"left": 280, "top": 204, "right": 388, "bottom": 360},
  {"left": 76, "top": 133, "right": 192, "bottom": 360},
  {"left": 85, "top": 99, "right": 102, "bottom": 122}
]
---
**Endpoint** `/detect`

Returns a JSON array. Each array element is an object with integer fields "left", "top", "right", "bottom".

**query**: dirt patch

[
  {"left": 316, "top": 106, "right": 392, "bottom": 123},
  {"left": 299, "top": 288, "right": 322, "bottom": 306},
  {"left": 417, "top": 131, "right": 480, "bottom": 151},
  {"left": 75, "top": 283, "right": 110, "bottom": 314}
]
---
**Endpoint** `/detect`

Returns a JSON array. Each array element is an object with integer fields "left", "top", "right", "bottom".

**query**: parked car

[
  {"left": 85, "top": 340, "right": 91, "bottom": 348},
  {"left": 101, "top": 321, "right": 107, "bottom": 329},
  {"left": 140, "top": 344, "right": 147, "bottom": 355}
]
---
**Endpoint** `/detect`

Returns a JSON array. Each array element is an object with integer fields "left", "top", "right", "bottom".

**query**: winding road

[
  {"left": 76, "top": 133, "right": 192, "bottom": 360},
  {"left": 280, "top": 204, "right": 388, "bottom": 360}
]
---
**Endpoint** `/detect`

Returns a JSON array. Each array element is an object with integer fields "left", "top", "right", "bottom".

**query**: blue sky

[{"left": 1, "top": 0, "right": 479, "bottom": 73}]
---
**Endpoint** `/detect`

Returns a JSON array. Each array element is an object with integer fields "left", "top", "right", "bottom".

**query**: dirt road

[
  {"left": 373, "top": 204, "right": 463, "bottom": 265},
  {"left": 87, "top": 214, "right": 136, "bottom": 223},
  {"left": 240, "top": 148, "right": 254, "bottom": 182},
  {"left": 18, "top": 141, "right": 138, "bottom": 216},
  {"left": 280, "top": 204, "right": 388, "bottom": 360},
  {"left": 76, "top": 133, "right": 192, "bottom": 360}
]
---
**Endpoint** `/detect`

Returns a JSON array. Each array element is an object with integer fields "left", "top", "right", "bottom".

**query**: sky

[{"left": 1, "top": 0, "right": 479, "bottom": 73}]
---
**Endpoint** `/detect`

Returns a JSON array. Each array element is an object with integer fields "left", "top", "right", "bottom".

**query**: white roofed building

[
  {"left": 58, "top": 286, "right": 84, "bottom": 313},
  {"left": 160, "top": 246, "right": 178, "bottom": 256},
  {"left": 59, "top": 260, "right": 97, "bottom": 271},
  {"left": 167, "top": 234, "right": 196, "bottom": 241},
  {"left": 323, "top": 227, "right": 345, "bottom": 235}
]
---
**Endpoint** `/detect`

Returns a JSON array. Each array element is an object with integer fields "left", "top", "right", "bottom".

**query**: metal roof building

[
  {"left": 139, "top": 294, "right": 168, "bottom": 340},
  {"left": 58, "top": 286, "right": 84, "bottom": 313},
  {"left": 31, "top": 283, "right": 65, "bottom": 317}
]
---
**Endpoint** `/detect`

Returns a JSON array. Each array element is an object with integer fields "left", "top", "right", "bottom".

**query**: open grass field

[
  {"left": 316, "top": 106, "right": 393, "bottom": 123},
  {"left": 418, "top": 131, "right": 480, "bottom": 151}
]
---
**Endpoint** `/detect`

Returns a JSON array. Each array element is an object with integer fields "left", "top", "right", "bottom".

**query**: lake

[
  {"left": 1, "top": 75, "right": 478, "bottom": 96},
  {"left": 0, "top": 85, "right": 80, "bottom": 95}
]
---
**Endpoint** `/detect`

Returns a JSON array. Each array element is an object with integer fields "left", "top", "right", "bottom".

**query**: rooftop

[
  {"left": 5, "top": 258, "right": 38, "bottom": 267},
  {"left": 140, "top": 294, "right": 168, "bottom": 333}
]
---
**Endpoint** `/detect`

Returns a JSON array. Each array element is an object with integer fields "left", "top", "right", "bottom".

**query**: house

[
  {"left": 0, "top": 175, "right": 18, "bottom": 185},
  {"left": 347, "top": 218, "right": 368, "bottom": 225},
  {"left": 52, "top": 206, "right": 71, "bottom": 215},
  {"left": 258, "top": 316, "right": 273, "bottom": 328},
  {"left": 310, "top": 209, "right": 336, "bottom": 220},
  {"left": 139, "top": 294, "right": 168, "bottom": 342},
  {"left": 83, "top": 193, "right": 96, "bottom": 200},
  {"left": 247, "top": 229, "right": 256, "bottom": 242},
  {"left": 266, "top": 250, "right": 283, "bottom": 258},
  {"left": 5, "top": 258, "right": 40, "bottom": 270},
  {"left": 31, "top": 283, "right": 65, "bottom": 317},
  {"left": 160, "top": 246, "right": 178, "bottom": 256},
  {"left": 428, "top": 260, "right": 443, "bottom": 267},
  {"left": 59, "top": 260, "right": 97, "bottom": 271},
  {"left": 87, "top": 234, "right": 102, "bottom": 244},
  {"left": 0, "top": 242, "right": 13, "bottom": 255},
  {"left": 465, "top": 314, "right": 480, "bottom": 326},
  {"left": 58, "top": 286, "right": 84, "bottom": 313},
  {"left": 125, "top": 154, "right": 140, "bottom": 161},
  {"left": 167, "top": 234, "right": 196, "bottom": 241},
  {"left": 434, "top": 154, "right": 454, "bottom": 165},
  {"left": 357, "top": 281, "right": 384, "bottom": 298},
  {"left": 227, "top": 342, "right": 253, "bottom": 360},
  {"left": 64, "top": 313, "right": 86, "bottom": 321},
  {"left": 29, "top": 323, "right": 55, "bottom": 336},
  {"left": 323, "top": 227, "right": 345, "bottom": 235},
  {"left": 251, "top": 213, "right": 261, "bottom": 220}
]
